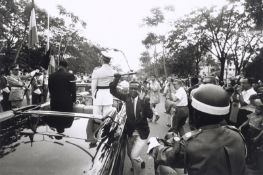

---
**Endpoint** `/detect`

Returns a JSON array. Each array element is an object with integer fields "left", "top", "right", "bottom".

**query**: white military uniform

[{"left": 91, "top": 64, "right": 115, "bottom": 118}]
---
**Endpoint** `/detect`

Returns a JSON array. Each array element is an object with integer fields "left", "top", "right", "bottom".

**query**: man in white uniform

[{"left": 91, "top": 50, "right": 116, "bottom": 118}]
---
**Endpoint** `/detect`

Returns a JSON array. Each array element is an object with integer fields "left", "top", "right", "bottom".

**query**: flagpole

[{"left": 46, "top": 12, "right": 50, "bottom": 52}]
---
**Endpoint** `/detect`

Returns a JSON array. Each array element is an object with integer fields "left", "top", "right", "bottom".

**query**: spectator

[
  {"left": 110, "top": 74, "right": 153, "bottom": 174},
  {"left": 166, "top": 79, "right": 189, "bottom": 136},
  {"left": 236, "top": 77, "right": 257, "bottom": 127},
  {"left": 148, "top": 76, "right": 161, "bottom": 122}
]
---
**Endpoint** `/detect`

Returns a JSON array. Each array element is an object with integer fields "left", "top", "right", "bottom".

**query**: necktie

[{"left": 132, "top": 98, "right": 136, "bottom": 118}]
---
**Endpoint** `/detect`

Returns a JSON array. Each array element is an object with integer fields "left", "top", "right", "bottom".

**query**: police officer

[
  {"left": 91, "top": 50, "right": 115, "bottom": 118},
  {"left": 148, "top": 84, "right": 247, "bottom": 175}
]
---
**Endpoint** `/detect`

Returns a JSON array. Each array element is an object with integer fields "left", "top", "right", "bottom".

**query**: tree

[
  {"left": 244, "top": 48, "right": 263, "bottom": 81},
  {"left": 141, "top": 7, "right": 171, "bottom": 77},
  {"left": 0, "top": 0, "right": 100, "bottom": 72},
  {"left": 142, "top": 7, "right": 164, "bottom": 27},
  {"left": 187, "top": 5, "right": 250, "bottom": 81},
  {"left": 244, "top": 0, "right": 263, "bottom": 29}
]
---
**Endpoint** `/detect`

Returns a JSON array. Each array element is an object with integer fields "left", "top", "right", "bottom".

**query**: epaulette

[
  {"left": 224, "top": 125, "right": 240, "bottom": 132},
  {"left": 224, "top": 125, "right": 245, "bottom": 140},
  {"left": 182, "top": 129, "right": 202, "bottom": 141}
]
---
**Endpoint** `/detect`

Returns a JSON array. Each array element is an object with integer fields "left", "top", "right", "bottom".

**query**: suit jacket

[
  {"left": 48, "top": 69, "right": 76, "bottom": 112},
  {"left": 110, "top": 78, "right": 153, "bottom": 139}
]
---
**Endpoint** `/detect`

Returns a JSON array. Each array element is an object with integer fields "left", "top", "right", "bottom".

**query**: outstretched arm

[{"left": 109, "top": 74, "right": 126, "bottom": 102}]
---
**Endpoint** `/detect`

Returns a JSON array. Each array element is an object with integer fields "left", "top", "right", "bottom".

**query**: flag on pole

[{"left": 28, "top": 1, "right": 38, "bottom": 48}]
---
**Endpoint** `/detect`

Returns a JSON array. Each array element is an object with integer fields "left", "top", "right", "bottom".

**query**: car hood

[{"left": 0, "top": 115, "right": 118, "bottom": 175}]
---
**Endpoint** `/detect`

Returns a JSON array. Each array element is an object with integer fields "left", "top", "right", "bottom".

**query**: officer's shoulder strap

[
  {"left": 182, "top": 129, "right": 202, "bottom": 141},
  {"left": 224, "top": 125, "right": 246, "bottom": 141},
  {"left": 224, "top": 125, "right": 240, "bottom": 132}
]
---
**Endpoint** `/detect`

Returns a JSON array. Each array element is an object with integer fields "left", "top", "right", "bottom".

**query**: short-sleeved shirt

[
  {"left": 172, "top": 87, "right": 188, "bottom": 106},
  {"left": 241, "top": 88, "right": 257, "bottom": 105}
]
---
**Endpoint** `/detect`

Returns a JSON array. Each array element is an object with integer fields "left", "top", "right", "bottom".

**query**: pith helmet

[
  {"left": 101, "top": 50, "right": 113, "bottom": 61},
  {"left": 192, "top": 84, "right": 230, "bottom": 115}
]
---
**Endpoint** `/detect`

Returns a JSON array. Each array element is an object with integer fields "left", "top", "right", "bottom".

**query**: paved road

[{"left": 123, "top": 95, "right": 185, "bottom": 175}]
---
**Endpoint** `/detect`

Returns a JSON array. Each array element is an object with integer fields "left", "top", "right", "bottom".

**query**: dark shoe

[
  {"left": 141, "top": 161, "right": 145, "bottom": 169},
  {"left": 89, "top": 142, "right": 97, "bottom": 148},
  {"left": 154, "top": 115, "right": 160, "bottom": 122}
]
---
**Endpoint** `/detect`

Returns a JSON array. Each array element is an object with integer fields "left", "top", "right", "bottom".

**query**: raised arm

[{"left": 109, "top": 74, "right": 127, "bottom": 102}]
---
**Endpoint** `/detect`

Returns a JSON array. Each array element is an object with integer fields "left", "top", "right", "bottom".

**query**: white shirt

[
  {"left": 133, "top": 96, "right": 138, "bottom": 117},
  {"left": 91, "top": 64, "right": 115, "bottom": 106},
  {"left": 241, "top": 87, "right": 257, "bottom": 105},
  {"left": 91, "top": 64, "right": 115, "bottom": 98},
  {"left": 172, "top": 87, "right": 188, "bottom": 106}
]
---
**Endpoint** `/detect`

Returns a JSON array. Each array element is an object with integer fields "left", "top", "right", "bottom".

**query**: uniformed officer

[
  {"left": 91, "top": 50, "right": 116, "bottom": 118},
  {"left": 148, "top": 84, "right": 247, "bottom": 175}
]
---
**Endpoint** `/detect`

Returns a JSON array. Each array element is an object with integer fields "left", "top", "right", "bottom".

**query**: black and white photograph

[{"left": 0, "top": 0, "right": 263, "bottom": 174}]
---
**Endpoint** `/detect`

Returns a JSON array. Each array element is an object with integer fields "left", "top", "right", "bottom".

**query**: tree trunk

[
  {"left": 153, "top": 45, "right": 158, "bottom": 77},
  {"left": 195, "top": 61, "right": 200, "bottom": 76},
  {"left": 162, "top": 44, "right": 167, "bottom": 78},
  {"left": 219, "top": 58, "right": 226, "bottom": 84}
]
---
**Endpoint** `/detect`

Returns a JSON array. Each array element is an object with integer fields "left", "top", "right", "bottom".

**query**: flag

[{"left": 28, "top": 4, "right": 38, "bottom": 48}]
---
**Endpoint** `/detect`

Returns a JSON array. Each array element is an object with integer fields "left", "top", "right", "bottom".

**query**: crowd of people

[{"left": 0, "top": 52, "right": 263, "bottom": 175}]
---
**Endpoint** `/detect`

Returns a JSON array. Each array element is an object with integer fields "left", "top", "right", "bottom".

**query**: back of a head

[
  {"left": 202, "top": 76, "right": 217, "bottom": 85},
  {"left": 191, "top": 77, "right": 199, "bottom": 86},
  {"left": 191, "top": 84, "right": 230, "bottom": 127},
  {"left": 59, "top": 60, "right": 68, "bottom": 68}
]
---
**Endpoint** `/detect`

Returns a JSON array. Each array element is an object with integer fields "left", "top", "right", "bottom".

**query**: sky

[{"left": 35, "top": 0, "right": 228, "bottom": 72}]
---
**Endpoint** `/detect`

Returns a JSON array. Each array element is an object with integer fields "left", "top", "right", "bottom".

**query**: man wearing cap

[
  {"left": 48, "top": 60, "right": 76, "bottom": 112},
  {"left": 6, "top": 64, "right": 36, "bottom": 108},
  {"left": 148, "top": 84, "right": 247, "bottom": 175},
  {"left": 110, "top": 74, "right": 153, "bottom": 174},
  {"left": 91, "top": 50, "right": 115, "bottom": 118}
]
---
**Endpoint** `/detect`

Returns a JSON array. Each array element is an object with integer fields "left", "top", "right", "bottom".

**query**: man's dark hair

[
  {"left": 191, "top": 77, "right": 199, "bottom": 86},
  {"left": 59, "top": 60, "right": 68, "bottom": 68}
]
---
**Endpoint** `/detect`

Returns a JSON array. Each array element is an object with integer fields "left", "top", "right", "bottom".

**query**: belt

[
  {"left": 11, "top": 87, "right": 23, "bottom": 90},
  {"left": 176, "top": 106, "right": 188, "bottom": 108},
  {"left": 95, "top": 86, "right": 110, "bottom": 98}
]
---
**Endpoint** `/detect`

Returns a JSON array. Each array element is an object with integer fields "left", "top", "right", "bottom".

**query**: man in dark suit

[
  {"left": 48, "top": 60, "right": 76, "bottom": 112},
  {"left": 110, "top": 74, "right": 153, "bottom": 174}
]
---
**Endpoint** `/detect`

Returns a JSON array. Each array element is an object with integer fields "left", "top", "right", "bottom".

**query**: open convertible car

[{"left": 0, "top": 95, "right": 127, "bottom": 175}]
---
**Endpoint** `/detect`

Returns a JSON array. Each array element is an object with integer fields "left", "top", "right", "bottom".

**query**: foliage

[
  {"left": 244, "top": 0, "right": 263, "bottom": 29},
  {"left": 244, "top": 48, "right": 263, "bottom": 81},
  {"left": 142, "top": 7, "right": 164, "bottom": 26},
  {"left": 0, "top": 0, "right": 100, "bottom": 73}
]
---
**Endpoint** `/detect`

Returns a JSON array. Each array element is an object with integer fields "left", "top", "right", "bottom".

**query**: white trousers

[
  {"left": 127, "top": 134, "right": 147, "bottom": 162},
  {"left": 93, "top": 105, "right": 113, "bottom": 119}
]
